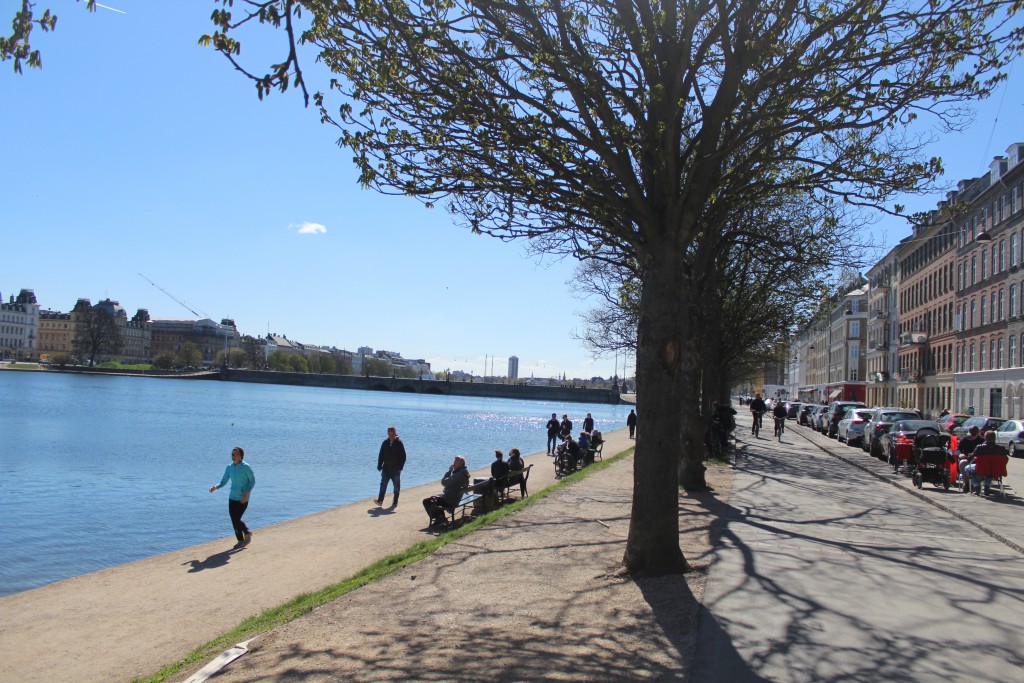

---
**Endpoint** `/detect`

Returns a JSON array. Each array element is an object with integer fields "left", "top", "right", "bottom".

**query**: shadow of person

[
  {"left": 368, "top": 506, "right": 396, "bottom": 517},
  {"left": 182, "top": 549, "right": 235, "bottom": 573}
]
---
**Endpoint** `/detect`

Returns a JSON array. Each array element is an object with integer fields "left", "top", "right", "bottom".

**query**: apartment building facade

[
  {"left": 954, "top": 143, "right": 1024, "bottom": 418},
  {"left": 894, "top": 215, "right": 958, "bottom": 417},
  {"left": 866, "top": 253, "right": 899, "bottom": 407},
  {"left": 0, "top": 289, "right": 41, "bottom": 361}
]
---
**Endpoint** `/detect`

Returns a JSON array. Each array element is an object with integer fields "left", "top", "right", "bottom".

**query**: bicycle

[
  {"left": 751, "top": 411, "right": 764, "bottom": 438},
  {"left": 775, "top": 416, "right": 786, "bottom": 441}
]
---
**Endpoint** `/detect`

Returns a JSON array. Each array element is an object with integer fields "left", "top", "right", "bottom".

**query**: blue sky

[{"left": 2, "top": 2, "right": 1022, "bottom": 378}]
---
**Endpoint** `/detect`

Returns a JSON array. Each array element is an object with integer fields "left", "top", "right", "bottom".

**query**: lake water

[{"left": 0, "top": 371, "right": 630, "bottom": 596}]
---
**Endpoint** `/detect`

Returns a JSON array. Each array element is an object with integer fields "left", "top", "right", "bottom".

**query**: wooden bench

[
  {"left": 446, "top": 480, "right": 491, "bottom": 525},
  {"left": 496, "top": 464, "right": 533, "bottom": 503}
]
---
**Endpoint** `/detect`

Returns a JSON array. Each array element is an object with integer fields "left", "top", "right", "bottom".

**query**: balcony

[
  {"left": 871, "top": 339, "right": 889, "bottom": 350},
  {"left": 899, "top": 331, "right": 928, "bottom": 346},
  {"left": 871, "top": 279, "right": 891, "bottom": 291},
  {"left": 898, "top": 368, "right": 924, "bottom": 382},
  {"left": 870, "top": 309, "right": 890, "bottom": 320}
]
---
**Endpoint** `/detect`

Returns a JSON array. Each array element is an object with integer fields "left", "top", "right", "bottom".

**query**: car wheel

[{"left": 1010, "top": 442, "right": 1017, "bottom": 458}]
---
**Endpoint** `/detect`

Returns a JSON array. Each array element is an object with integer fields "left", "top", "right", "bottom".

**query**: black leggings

[{"left": 228, "top": 498, "right": 250, "bottom": 542}]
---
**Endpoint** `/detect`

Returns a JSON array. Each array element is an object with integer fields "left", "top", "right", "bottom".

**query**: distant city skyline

[{"left": 3, "top": 4, "right": 1021, "bottom": 380}]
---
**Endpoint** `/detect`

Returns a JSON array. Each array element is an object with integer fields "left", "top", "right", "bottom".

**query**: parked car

[
  {"left": 814, "top": 405, "right": 831, "bottom": 433},
  {"left": 936, "top": 413, "right": 970, "bottom": 435},
  {"left": 826, "top": 401, "right": 867, "bottom": 438},
  {"left": 799, "top": 404, "right": 821, "bottom": 426},
  {"left": 882, "top": 419, "right": 945, "bottom": 465},
  {"left": 838, "top": 409, "right": 874, "bottom": 446},
  {"left": 992, "top": 419, "right": 1024, "bottom": 457},
  {"left": 863, "top": 407, "right": 922, "bottom": 457},
  {"left": 953, "top": 415, "right": 1006, "bottom": 439},
  {"left": 786, "top": 402, "right": 804, "bottom": 419}
]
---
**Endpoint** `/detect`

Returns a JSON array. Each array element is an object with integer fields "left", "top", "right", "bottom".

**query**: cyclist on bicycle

[
  {"left": 749, "top": 393, "right": 767, "bottom": 434},
  {"left": 772, "top": 400, "right": 788, "bottom": 437}
]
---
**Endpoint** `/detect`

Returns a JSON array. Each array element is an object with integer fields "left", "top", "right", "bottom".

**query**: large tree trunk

[{"left": 623, "top": 252, "right": 691, "bottom": 576}]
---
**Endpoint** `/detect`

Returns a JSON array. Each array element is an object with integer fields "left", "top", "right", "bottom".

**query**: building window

[
  {"left": 850, "top": 321, "right": 860, "bottom": 336},
  {"left": 981, "top": 342, "right": 987, "bottom": 370},
  {"left": 1000, "top": 241, "right": 1006, "bottom": 272},
  {"left": 981, "top": 297, "right": 987, "bottom": 326},
  {"left": 1011, "top": 336, "right": 1017, "bottom": 368},
  {"left": 972, "top": 254, "right": 978, "bottom": 284},
  {"left": 990, "top": 339, "right": 996, "bottom": 370},
  {"left": 999, "top": 337, "right": 1005, "bottom": 369},
  {"left": 971, "top": 343, "right": 977, "bottom": 371},
  {"left": 1014, "top": 234, "right": 1021, "bottom": 268},
  {"left": 1012, "top": 284, "right": 1018, "bottom": 318},
  {"left": 1000, "top": 195, "right": 1006, "bottom": 222},
  {"left": 981, "top": 250, "right": 987, "bottom": 280},
  {"left": 999, "top": 289, "right": 1005, "bottom": 320},
  {"left": 957, "top": 262, "right": 963, "bottom": 290}
]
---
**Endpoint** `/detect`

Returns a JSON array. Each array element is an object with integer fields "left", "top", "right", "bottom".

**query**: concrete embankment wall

[{"left": 219, "top": 369, "right": 622, "bottom": 405}]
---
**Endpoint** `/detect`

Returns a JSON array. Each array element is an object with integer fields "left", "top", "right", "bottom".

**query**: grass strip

[{"left": 136, "top": 447, "right": 635, "bottom": 682}]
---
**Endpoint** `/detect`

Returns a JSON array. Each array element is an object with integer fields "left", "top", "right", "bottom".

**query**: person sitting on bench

[
  {"left": 491, "top": 449, "right": 511, "bottom": 493},
  {"left": 507, "top": 448, "right": 527, "bottom": 497},
  {"left": 422, "top": 455, "right": 470, "bottom": 526}
]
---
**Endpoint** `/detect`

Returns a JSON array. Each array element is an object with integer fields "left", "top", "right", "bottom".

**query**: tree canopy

[{"left": 202, "top": 0, "right": 1022, "bottom": 575}]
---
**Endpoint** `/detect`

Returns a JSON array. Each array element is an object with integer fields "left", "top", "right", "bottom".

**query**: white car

[
  {"left": 837, "top": 409, "right": 874, "bottom": 446},
  {"left": 992, "top": 419, "right": 1024, "bottom": 457}
]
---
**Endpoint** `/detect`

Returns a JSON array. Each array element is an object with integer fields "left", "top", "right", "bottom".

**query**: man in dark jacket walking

[{"left": 376, "top": 426, "right": 407, "bottom": 508}]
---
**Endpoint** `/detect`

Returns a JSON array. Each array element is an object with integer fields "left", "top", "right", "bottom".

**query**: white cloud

[{"left": 292, "top": 222, "right": 328, "bottom": 235}]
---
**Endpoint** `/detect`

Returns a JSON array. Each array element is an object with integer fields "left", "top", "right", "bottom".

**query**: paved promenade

[{"left": 692, "top": 413, "right": 1024, "bottom": 682}]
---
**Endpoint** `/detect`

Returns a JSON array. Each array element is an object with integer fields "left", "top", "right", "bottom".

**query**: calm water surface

[{"left": 0, "top": 371, "right": 629, "bottom": 596}]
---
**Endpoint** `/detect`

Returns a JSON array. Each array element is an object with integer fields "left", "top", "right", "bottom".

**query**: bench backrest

[{"left": 974, "top": 453, "right": 1009, "bottom": 478}]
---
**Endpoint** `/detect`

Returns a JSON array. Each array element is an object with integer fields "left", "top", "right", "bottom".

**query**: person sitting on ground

[
  {"left": 957, "top": 425, "right": 984, "bottom": 483},
  {"left": 962, "top": 430, "right": 1007, "bottom": 495},
  {"left": 422, "top": 455, "right": 470, "bottom": 526},
  {"left": 507, "top": 447, "right": 527, "bottom": 497},
  {"left": 491, "top": 449, "right": 511, "bottom": 493}
]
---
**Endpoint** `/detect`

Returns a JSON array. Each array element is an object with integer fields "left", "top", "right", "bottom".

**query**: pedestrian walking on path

[
  {"left": 627, "top": 409, "right": 637, "bottom": 438},
  {"left": 376, "top": 426, "right": 407, "bottom": 507},
  {"left": 209, "top": 446, "right": 255, "bottom": 549},
  {"left": 546, "top": 412, "right": 560, "bottom": 455}
]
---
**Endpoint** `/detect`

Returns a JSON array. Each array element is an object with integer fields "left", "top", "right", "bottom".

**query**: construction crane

[{"left": 138, "top": 273, "right": 211, "bottom": 319}]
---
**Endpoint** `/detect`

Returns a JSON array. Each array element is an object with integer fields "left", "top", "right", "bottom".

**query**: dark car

[
  {"left": 799, "top": 404, "right": 820, "bottom": 426},
  {"left": 864, "top": 407, "right": 922, "bottom": 458},
  {"left": 827, "top": 401, "right": 867, "bottom": 438},
  {"left": 786, "top": 402, "right": 804, "bottom": 419},
  {"left": 882, "top": 420, "right": 946, "bottom": 465},
  {"left": 953, "top": 415, "right": 1005, "bottom": 439}
]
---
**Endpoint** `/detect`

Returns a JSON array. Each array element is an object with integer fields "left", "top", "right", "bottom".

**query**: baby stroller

[{"left": 911, "top": 430, "right": 951, "bottom": 490}]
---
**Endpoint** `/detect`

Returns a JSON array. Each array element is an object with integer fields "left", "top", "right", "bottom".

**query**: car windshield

[
  {"left": 895, "top": 420, "right": 941, "bottom": 432},
  {"left": 950, "top": 416, "right": 969, "bottom": 427},
  {"left": 854, "top": 410, "right": 873, "bottom": 419}
]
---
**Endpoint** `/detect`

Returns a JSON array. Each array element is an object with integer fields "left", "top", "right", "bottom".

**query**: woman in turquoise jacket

[{"left": 209, "top": 446, "right": 256, "bottom": 549}]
